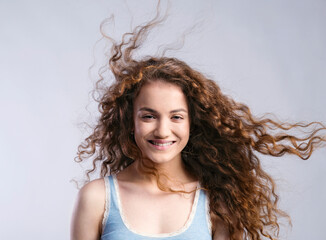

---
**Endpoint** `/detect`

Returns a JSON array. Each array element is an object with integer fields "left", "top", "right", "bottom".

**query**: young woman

[{"left": 70, "top": 12, "right": 326, "bottom": 240}]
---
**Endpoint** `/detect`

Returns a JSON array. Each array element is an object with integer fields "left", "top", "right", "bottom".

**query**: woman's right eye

[{"left": 141, "top": 115, "right": 155, "bottom": 119}]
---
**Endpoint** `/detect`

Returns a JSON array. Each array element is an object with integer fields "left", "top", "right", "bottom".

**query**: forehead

[{"left": 134, "top": 80, "right": 188, "bottom": 111}]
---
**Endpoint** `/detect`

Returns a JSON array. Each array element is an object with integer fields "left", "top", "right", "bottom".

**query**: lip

[{"left": 147, "top": 140, "right": 176, "bottom": 150}]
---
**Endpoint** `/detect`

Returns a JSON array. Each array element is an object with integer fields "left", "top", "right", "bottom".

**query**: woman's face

[{"left": 133, "top": 80, "right": 190, "bottom": 165}]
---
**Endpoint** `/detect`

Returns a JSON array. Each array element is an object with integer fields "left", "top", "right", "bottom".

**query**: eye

[
  {"left": 141, "top": 115, "right": 156, "bottom": 120},
  {"left": 172, "top": 115, "right": 183, "bottom": 120}
]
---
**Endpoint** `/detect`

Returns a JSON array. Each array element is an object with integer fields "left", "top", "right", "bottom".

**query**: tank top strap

[
  {"left": 188, "top": 185, "right": 212, "bottom": 236},
  {"left": 108, "top": 175, "right": 119, "bottom": 207},
  {"left": 102, "top": 175, "right": 123, "bottom": 233}
]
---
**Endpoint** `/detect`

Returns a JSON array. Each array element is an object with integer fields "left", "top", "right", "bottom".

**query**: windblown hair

[{"left": 76, "top": 11, "right": 326, "bottom": 240}]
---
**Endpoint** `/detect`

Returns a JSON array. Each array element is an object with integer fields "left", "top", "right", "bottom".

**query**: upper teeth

[{"left": 152, "top": 141, "right": 173, "bottom": 146}]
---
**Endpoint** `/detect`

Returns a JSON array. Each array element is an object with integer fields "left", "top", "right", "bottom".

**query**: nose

[{"left": 154, "top": 118, "right": 171, "bottom": 138}]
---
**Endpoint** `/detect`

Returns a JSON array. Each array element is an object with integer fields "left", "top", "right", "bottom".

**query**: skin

[
  {"left": 70, "top": 80, "right": 233, "bottom": 240},
  {"left": 70, "top": 178, "right": 105, "bottom": 240},
  {"left": 132, "top": 80, "right": 191, "bottom": 181}
]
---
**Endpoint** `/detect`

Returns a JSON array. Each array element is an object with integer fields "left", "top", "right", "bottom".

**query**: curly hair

[{"left": 76, "top": 11, "right": 326, "bottom": 240}]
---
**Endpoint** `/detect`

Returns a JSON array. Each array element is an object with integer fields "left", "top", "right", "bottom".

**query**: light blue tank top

[{"left": 101, "top": 175, "right": 212, "bottom": 240}]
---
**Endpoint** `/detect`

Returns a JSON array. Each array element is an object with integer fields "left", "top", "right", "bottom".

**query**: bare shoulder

[
  {"left": 70, "top": 178, "right": 106, "bottom": 240},
  {"left": 74, "top": 178, "right": 106, "bottom": 216},
  {"left": 79, "top": 178, "right": 106, "bottom": 203}
]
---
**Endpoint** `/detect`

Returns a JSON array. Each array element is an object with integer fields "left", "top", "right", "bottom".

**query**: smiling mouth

[{"left": 148, "top": 140, "right": 176, "bottom": 146}]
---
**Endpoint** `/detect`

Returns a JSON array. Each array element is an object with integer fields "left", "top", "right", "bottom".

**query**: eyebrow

[{"left": 139, "top": 107, "right": 188, "bottom": 114}]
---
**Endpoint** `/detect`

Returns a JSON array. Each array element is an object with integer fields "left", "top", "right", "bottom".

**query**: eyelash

[
  {"left": 142, "top": 115, "right": 155, "bottom": 119},
  {"left": 172, "top": 115, "right": 183, "bottom": 120}
]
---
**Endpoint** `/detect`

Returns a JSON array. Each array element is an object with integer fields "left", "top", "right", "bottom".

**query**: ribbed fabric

[{"left": 101, "top": 175, "right": 212, "bottom": 240}]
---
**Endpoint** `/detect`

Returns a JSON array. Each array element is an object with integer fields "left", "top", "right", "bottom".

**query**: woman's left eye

[{"left": 172, "top": 115, "right": 183, "bottom": 120}]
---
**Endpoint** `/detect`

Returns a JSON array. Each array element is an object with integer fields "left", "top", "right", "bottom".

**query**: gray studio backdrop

[{"left": 0, "top": 0, "right": 325, "bottom": 239}]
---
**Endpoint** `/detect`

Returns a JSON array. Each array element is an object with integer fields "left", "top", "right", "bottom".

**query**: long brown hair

[{"left": 76, "top": 9, "right": 326, "bottom": 240}]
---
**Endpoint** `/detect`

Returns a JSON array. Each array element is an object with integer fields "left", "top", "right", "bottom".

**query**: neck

[{"left": 125, "top": 157, "right": 196, "bottom": 187}]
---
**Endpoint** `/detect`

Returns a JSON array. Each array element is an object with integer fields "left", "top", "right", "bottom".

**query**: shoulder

[
  {"left": 71, "top": 178, "right": 107, "bottom": 240},
  {"left": 75, "top": 178, "right": 106, "bottom": 215},
  {"left": 78, "top": 178, "right": 106, "bottom": 203}
]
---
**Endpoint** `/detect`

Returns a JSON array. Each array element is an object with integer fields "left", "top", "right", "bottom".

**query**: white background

[{"left": 0, "top": 0, "right": 325, "bottom": 239}]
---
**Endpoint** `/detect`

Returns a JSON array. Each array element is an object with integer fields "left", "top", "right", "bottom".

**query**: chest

[{"left": 116, "top": 181, "right": 197, "bottom": 235}]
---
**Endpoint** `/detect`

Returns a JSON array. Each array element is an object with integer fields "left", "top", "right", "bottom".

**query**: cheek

[
  {"left": 133, "top": 121, "right": 154, "bottom": 148},
  {"left": 176, "top": 122, "right": 190, "bottom": 140},
  {"left": 134, "top": 120, "right": 150, "bottom": 136}
]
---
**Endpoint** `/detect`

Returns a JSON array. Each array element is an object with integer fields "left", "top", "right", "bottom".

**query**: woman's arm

[
  {"left": 212, "top": 217, "right": 244, "bottom": 240},
  {"left": 211, "top": 209, "right": 244, "bottom": 240},
  {"left": 71, "top": 178, "right": 106, "bottom": 240},
  {"left": 212, "top": 217, "right": 229, "bottom": 240}
]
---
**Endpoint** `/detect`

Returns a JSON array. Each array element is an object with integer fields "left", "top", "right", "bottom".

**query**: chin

[{"left": 146, "top": 154, "right": 179, "bottom": 165}]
